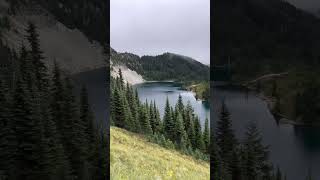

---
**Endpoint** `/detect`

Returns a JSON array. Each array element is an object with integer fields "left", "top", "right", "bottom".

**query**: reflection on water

[
  {"left": 135, "top": 82, "right": 210, "bottom": 126},
  {"left": 212, "top": 85, "right": 320, "bottom": 180}
]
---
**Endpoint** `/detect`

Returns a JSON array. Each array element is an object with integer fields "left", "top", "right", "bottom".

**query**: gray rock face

[{"left": 1, "top": 2, "right": 106, "bottom": 74}]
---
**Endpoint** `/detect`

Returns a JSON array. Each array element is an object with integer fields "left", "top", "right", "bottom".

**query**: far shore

[{"left": 222, "top": 82, "right": 320, "bottom": 127}]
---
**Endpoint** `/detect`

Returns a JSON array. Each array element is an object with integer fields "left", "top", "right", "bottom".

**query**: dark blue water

[
  {"left": 72, "top": 67, "right": 108, "bottom": 129},
  {"left": 212, "top": 85, "right": 320, "bottom": 180},
  {"left": 135, "top": 82, "right": 210, "bottom": 126}
]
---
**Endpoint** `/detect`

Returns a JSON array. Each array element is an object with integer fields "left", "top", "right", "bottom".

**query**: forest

[
  {"left": 211, "top": 99, "right": 316, "bottom": 180},
  {"left": 110, "top": 69, "right": 210, "bottom": 161},
  {"left": 213, "top": 0, "right": 320, "bottom": 125},
  {"left": 0, "top": 22, "right": 107, "bottom": 180}
]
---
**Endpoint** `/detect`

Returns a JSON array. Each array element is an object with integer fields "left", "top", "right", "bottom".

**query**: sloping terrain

[
  {"left": 0, "top": 0, "right": 106, "bottom": 74},
  {"left": 110, "top": 127, "right": 210, "bottom": 180},
  {"left": 110, "top": 48, "right": 209, "bottom": 84},
  {"left": 213, "top": 0, "right": 320, "bottom": 81}
]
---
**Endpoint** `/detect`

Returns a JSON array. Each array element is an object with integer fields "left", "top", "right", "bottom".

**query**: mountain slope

[
  {"left": 111, "top": 49, "right": 209, "bottom": 83},
  {"left": 110, "top": 127, "right": 210, "bottom": 180},
  {"left": 213, "top": 0, "right": 320, "bottom": 81},
  {"left": 213, "top": 0, "right": 320, "bottom": 124},
  {"left": 0, "top": 0, "right": 106, "bottom": 74}
]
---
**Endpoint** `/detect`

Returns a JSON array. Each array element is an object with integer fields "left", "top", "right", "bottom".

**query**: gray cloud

[{"left": 111, "top": 0, "right": 210, "bottom": 65}]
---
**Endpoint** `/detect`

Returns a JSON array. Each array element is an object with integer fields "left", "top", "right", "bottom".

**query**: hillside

[
  {"left": 213, "top": 0, "right": 320, "bottom": 81},
  {"left": 0, "top": 0, "right": 106, "bottom": 74},
  {"left": 110, "top": 127, "right": 210, "bottom": 180},
  {"left": 111, "top": 48, "right": 209, "bottom": 84},
  {"left": 213, "top": 0, "right": 320, "bottom": 124}
]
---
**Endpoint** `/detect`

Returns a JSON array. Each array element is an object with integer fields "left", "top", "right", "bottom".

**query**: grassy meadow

[{"left": 110, "top": 127, "right": 210, "bottom": 180}]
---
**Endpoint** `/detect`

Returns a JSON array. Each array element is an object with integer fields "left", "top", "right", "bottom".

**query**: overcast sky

[{"left": 111, "top": 0, "right": 210, "bottom": 65}]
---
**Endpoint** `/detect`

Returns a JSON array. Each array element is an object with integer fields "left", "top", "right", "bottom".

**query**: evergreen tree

[
  {"left": 80, "top": 85, "right": 97, "bottom": 178},
  {"left": 203, "top": 117, "right": 210, "bottom": 153},
  {"left": 176, "top": 94, "right": 184, "bottom": 120},
  {"left": 139, "top": 104, "right": 153, "bottom": 134},
  {"left": 211, "top": 128, "right": 222, "bottom": 180},
  {"left": 118, "top": 68, "right": 124, "bottom": 89},
  {"left": 153, "top": 101, "right": 162, "bottom": 133},
  {"left": 123, "top": 95, "right": 134, "bottom": 131},
  {"left": 175, "top": 112, "right": 188, "bottom": 150},
  {"left": 25, "top": 22, "right": 47, "bottom": 91},
  {"left": 231, "top": 148, "right": 242, "bottom": 180},
  {"left": 113, "top": 87, "right": 125, "bottom": 128},
  {"left": 188, "top": 115, "right": 196, "bottom": 149},
  {"left": 216, "top": 100, "right": 237, "bottom": 173},
  {"left": 0, "top": 81, "right": 16, "bottom": 179},
  {"left": 194, "top": 116, "right": 205, "bottom": 151},
  {"left": 184, "top": 101, "right": 194, "bottom": 146},
  {"left": 62, "top": 77, "right": 86, "bottom": 179},
  {"left": 50, "top": 61, "right": 65, "bottom": 134},
  {"left": 163, "top": 97, "right": 175, "bottom": 141},
  {"left": 12, "top": 78, "right": 43, "bottom": 179},
  {"left": 149, "top": 100, "right": 156, "bottom": 132},
  {"left": 243, "top": 121, "right": 272, "bottom": 180}
]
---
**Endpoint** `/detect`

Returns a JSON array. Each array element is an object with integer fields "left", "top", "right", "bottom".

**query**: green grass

[{"left": 110, "top": 127, "right": 210, "bottom": 180}]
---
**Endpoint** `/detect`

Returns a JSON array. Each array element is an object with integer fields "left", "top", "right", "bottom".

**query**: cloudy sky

[{"left": 111, "top": 0, "right": 210, "bottom": 65}]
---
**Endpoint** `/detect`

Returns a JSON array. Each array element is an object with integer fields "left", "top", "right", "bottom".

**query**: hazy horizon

[{"left": 111, "top": 0, "right": 210, "bottom": 65}]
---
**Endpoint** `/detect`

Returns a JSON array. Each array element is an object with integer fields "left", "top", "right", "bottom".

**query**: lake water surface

[
  {"left": 72, "top": 67, "right": 108, "bottom": 129},
  {"left": 212, "top": 85, "right": 320, "bottom": 180},
  {"left": 135, "top": 82, "right": 210, "bottom": 126}
]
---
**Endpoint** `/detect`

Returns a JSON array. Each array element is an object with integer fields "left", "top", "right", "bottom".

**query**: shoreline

[{"left": 234, "top": 83, "right": 320, "bottom": 127}]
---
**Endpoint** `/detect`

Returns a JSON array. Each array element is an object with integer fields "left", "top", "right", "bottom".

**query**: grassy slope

[{"left": 110, "top": 127, "right": 210, "bottom": 180}]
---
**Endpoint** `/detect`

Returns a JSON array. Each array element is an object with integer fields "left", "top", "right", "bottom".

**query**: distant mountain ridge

[
  {"left": 111, "top": 48, "right": 209, "bottom": 83},
  {"left": 213, "top": 0, "right": 320, "bottom": 80}
]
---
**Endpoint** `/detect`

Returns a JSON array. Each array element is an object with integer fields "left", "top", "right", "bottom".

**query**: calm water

[
  {"left": 72, "top": 67, "right": 108, "bottom": 129},
  {"left": 212, "top": 85, "right": 320, "bottom": 180},
  {"left": 135, "top": 82, "right": 210, "bottom": 126}
]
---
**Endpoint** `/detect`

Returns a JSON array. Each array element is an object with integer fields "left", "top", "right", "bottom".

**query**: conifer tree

[
  {"left": 216, "top": 100, "right": 237, "bottom": 173},
  {"left": 0, "top": 81, "right": 16, "bottom": 179},
  {"left": 149, "top": 100, "right": 156, "bottom": 132},
  {"left": 123, "top": 95, "right": 134, "bottom": 131},
  {"left": 176, "top": 94, "right": 185, "bottom": 121},
  {"left": 175, "top": 112, "right": 188, "bottom": 150},
  {"left": 194, "top": 116, "right": 205, "bottom": 151},
  {"left": 62, "top": 77, "right": 86, "bottom": 179},
  {"left": 203, "top": 117, "right": 210, "bottom": 153},
  {"left": 163, "top": 97, "right": 175, "bottom": 141},
  {"left": 153, "top": 101, "right": 162, "bottom": 133},
  {"left": 118, "top": 68, "right": 124, "bottom": 89},
  {"left": 113, "top": 87, "right": 125, "bottom": 128},
  {"left": 243, "top": 121, "right": 272, "bottom": 180},
  {"left": 26, "top": 22, "right": 47, "bottom": 91},
  {"left": 80, "top": 86, "right": 96, "bottom": 145},
  {"left": 50, "top": 61, "right": 65, "bottom": 133},
  {"left": 184, "top": 101, "right": 194, "bottom": 145},
  {"left": 139, "top": 104, "right": 153, "bottom": 134},
  {"left": 230, "top": 148, "right": 242, "bottom": 180},
  {"left": 211, "top": 128, "right": 221, "bottom": 180},
  {"left": 80, "top": 85, "right": 97, "bottom": 177},
  {"left": 188, "top": 115, "right": 196, "bottom": 149},
  {"left": 12, "top": 78, "right": 43, "bottom": 179}
]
